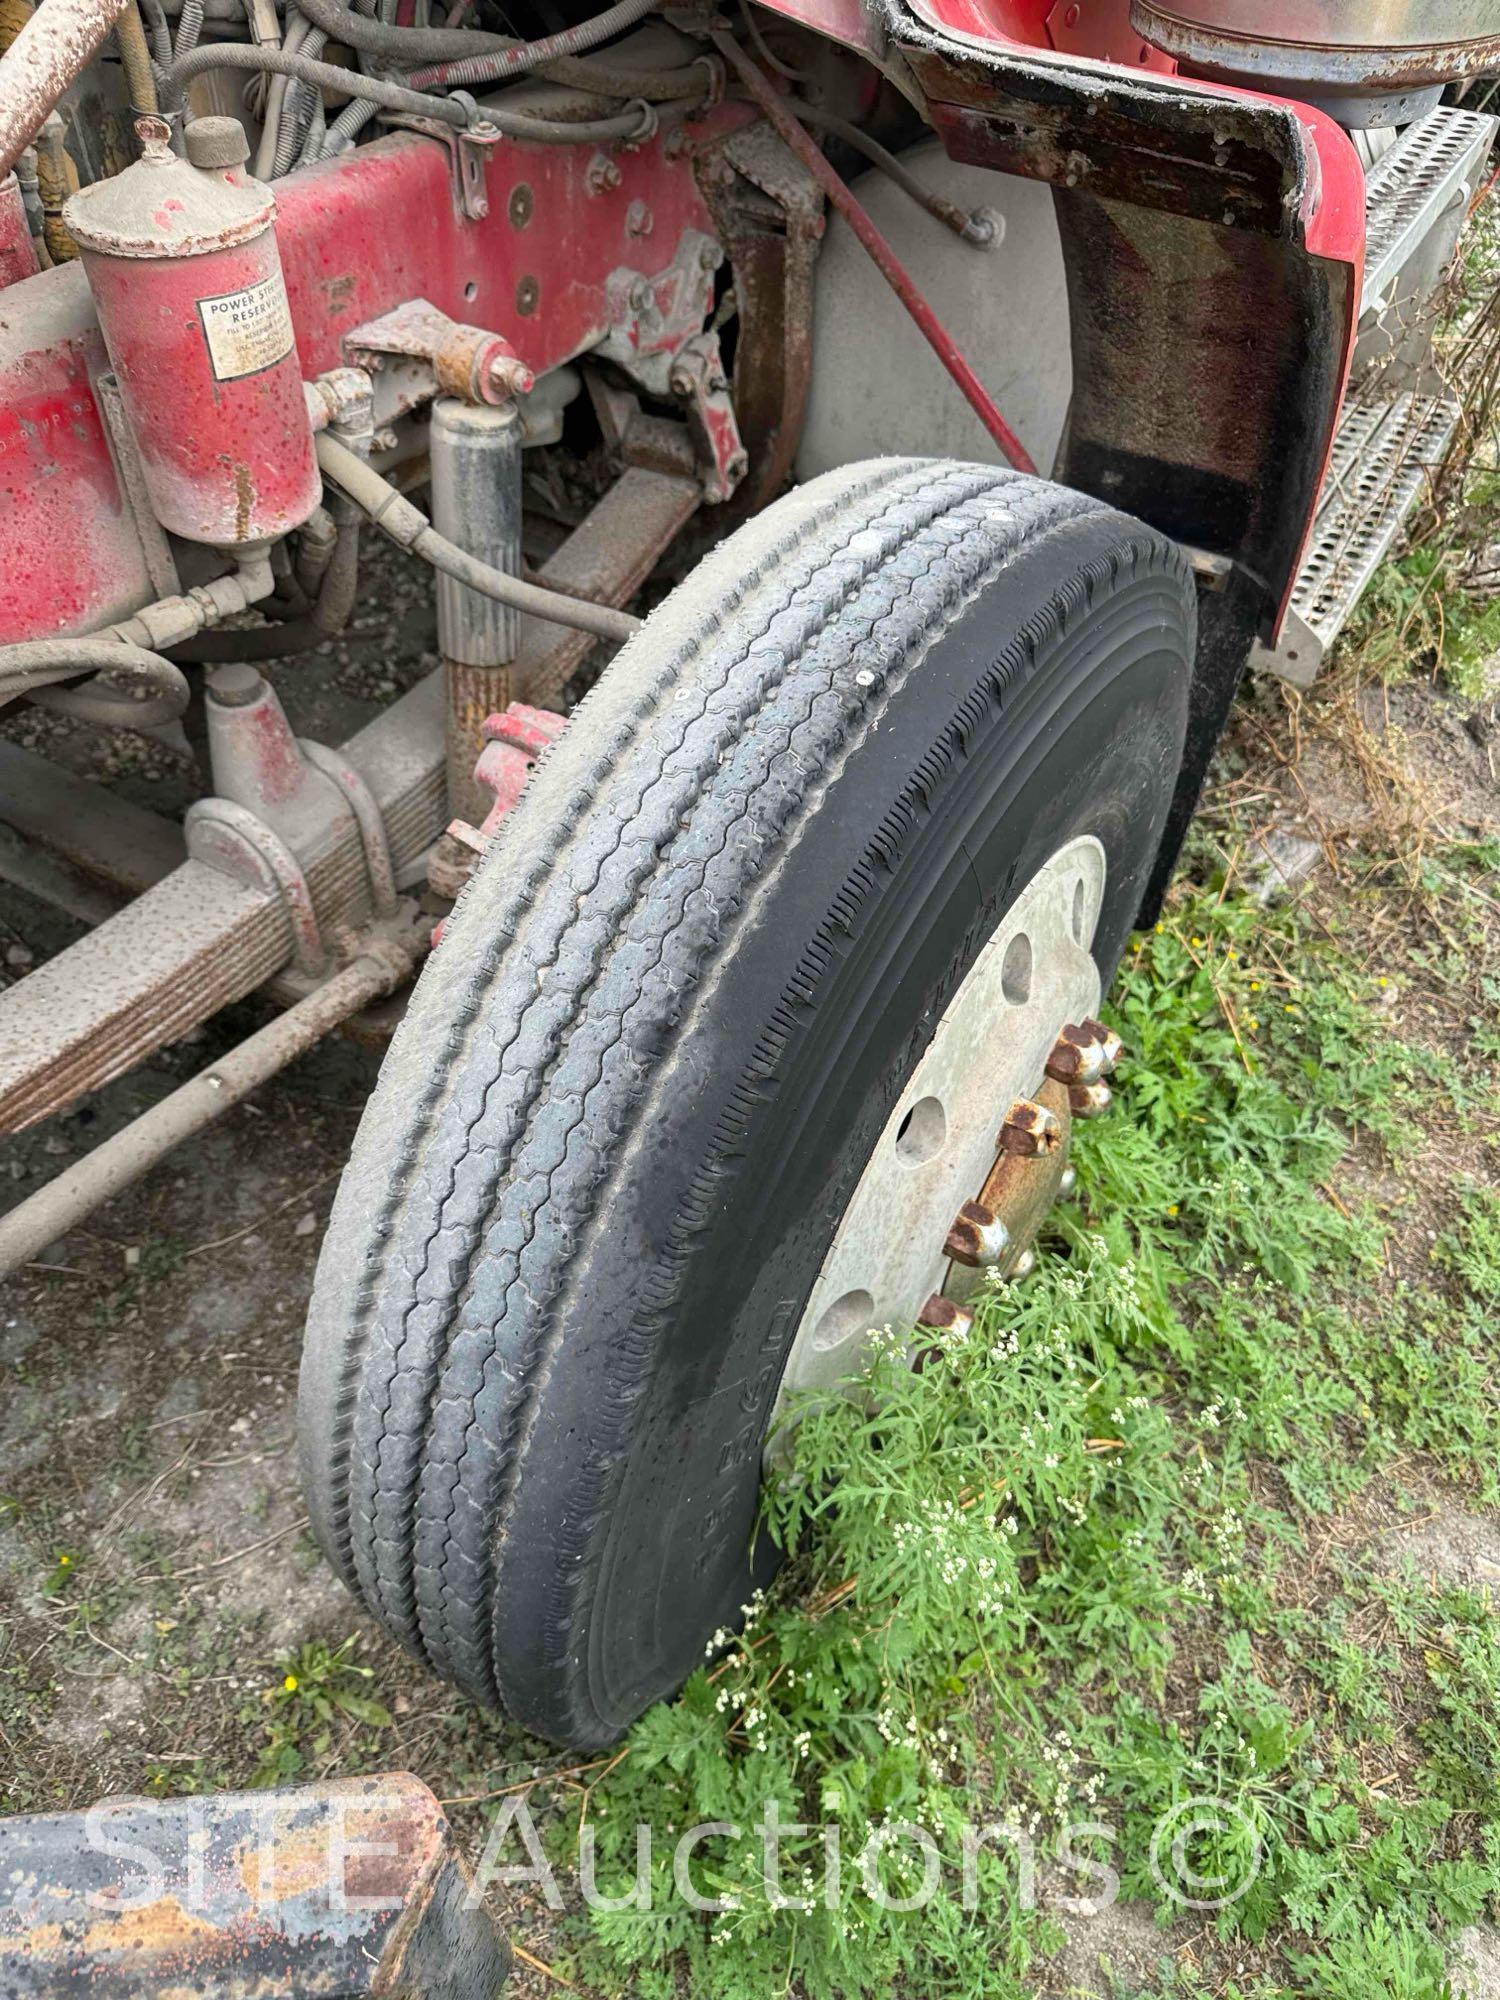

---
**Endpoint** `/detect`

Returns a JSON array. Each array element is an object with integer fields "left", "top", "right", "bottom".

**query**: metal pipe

[
  {"left": 315, "top": 431, "right": 642, "bottom": 644},
  {"left": 0, "top": 0, "right": 127, "bottom": 180},
  {"left": 0, "top": 928, "right": 422, "bottom": 1277},
  {"left": 712, "top": 30, "right": 1038, "bottom": 476}
]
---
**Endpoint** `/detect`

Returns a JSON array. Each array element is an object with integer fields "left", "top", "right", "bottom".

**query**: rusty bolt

[
  {"left": 917, "top": 1294, "right": 974, "bottom": 1338},
  {"left": 628, "top": 277, "right": 654, "bottom": 314},
  {"left": 487, "top": 352, "right": 534, "bottom": 399},
  {"left": 998, "top": 1098, "right": 1063, "bottom": 1157},
  {"left": 945, "top": 1200, "right": 1010, "bottom": 1269},
  {"left": 626, "top": 199, "right": 653, "bottom": 236},
  {"left": 1068, "top": 1080, "right": 1112, "bottom": 1119},
  {"left": 588, "top": 154, "right": 622, "bottom": 193},
  {"left": 1045, "top": 1019, "right": 1124, "bottom": 1087},
  {"left": 700, "top": 239, "right": 723, "bottom": 271}
]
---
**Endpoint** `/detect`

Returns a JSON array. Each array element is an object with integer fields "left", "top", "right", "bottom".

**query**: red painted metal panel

[{"left": 0, "top": 108, "right": 746, "bottom": 644}]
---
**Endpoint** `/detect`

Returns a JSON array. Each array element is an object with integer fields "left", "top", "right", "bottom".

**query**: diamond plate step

[
  {"left": 1362, "top": 107, "right": 1497, "bottom": 314},
  {"left": 1253, "top": 389, "right": 1460, "bottom": 686}
]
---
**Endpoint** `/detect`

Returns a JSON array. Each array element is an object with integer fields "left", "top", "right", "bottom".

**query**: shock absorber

[{"left": 63, "top": 114, "right": 320, "bottom": 548}]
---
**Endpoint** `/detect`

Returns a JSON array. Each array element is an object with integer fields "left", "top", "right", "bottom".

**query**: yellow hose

[
  {"left": 33, "top": 114, "right": 77, "bottom": 262},
  {"left": 0, "top": 0, "right": 32, "bottom": 51},
  {"left": 114, "top": 0, "right": 157, "bottom": 113}
]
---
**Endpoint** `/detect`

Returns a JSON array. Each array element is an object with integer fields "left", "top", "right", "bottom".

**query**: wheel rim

[{"left": 771, "top": 834, "right": 1108, "bottom": 1433}]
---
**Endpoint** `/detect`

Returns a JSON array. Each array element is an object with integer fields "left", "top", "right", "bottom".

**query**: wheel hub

[{"left": 773, "top": 835, "right": 1117, "bottom": 1430}]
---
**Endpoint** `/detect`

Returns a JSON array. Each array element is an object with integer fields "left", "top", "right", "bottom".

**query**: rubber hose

[
  {"left": 441, "top": 98, "right": 659, "bottom": 139},
  {"left": 788, "top": 103, "right": 993, "bottom": 243},
  {"left": 273, "top": 24, "right": 327, "bottom": 174},
  {"left": 315, "top": 93, "right": 377, "bottom": 155},
  {"left": 253, "top": 9, "right": 310, "bottom": 179},
  {"left": 316, "top": 432, "right": 641, "bottom": 644},
  {"left": 139, "top": 0, "right": 172, "bottom": 67},
  {"left": 169, "top": 509, "right": 359, "bottom": 661},
  {"left": 115, "top": 0, "right": 160, "bottom": 114},
  {"left": 172, "top": 0, "right": 202, "bottom": 59},
  {"left": 171, "top": 42, "right": 469, "bottom": 124},
  {"left": 288, "top": 0, "right": 656, "bottom": 73},
  {"left": 0, "top": 636, "right": 190, "bottom": 723}
]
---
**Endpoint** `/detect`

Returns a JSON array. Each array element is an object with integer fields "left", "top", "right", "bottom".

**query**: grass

[{"left": 470, "top": 848, "right": 1500, "bottom": 1999}]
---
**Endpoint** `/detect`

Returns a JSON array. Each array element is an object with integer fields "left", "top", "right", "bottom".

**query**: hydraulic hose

[
  {"left": 169, "top": 509, "right": 361, "bottom": 661},
  {"left": 0, "top": 636, "right": 190, "bottom": 723},
  {"left": 171, "top": 40, "right": 468, "bottom": 124},
  {"left": 113, "top": 0, "right": 159, "bottom": 111},
  {"left": 316, "top": 432, "right": 641, "bottom": 645},
  {"left": 290, "top": 0, "right": 657, "bottom": 74},
  {"left": 454, "top": 97, "right": 659, "bottom": 140},
  {"left": 789, "top": 103, "right": 997, "bottom": 247}
]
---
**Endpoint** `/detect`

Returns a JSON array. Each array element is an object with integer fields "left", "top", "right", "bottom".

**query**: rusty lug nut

[
  {"left": 998, "top": 1098, "right": 1064, "bottom": 1157},
  {"left": 1068, "top": 1080, "right": 1112, "bottom": 1119},
  {"left": 1045, "top": 1018, "right": 1125, "bottom": 1086},
  {"left": 918, "top": 1293, "right": 974, "bottom": 1338},
  {"left": 945, "top": 1200, "right": 1011, "bottom": 1268}
]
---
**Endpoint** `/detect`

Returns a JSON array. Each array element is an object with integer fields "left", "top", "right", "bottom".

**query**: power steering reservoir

[{"left": 65, "top": 115, "right": 319, "bottom": 547}]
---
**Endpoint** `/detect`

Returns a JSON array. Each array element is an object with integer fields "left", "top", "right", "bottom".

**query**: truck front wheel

[{"left": 297, "top": 458, "right": 1196, "bottom": 1747}]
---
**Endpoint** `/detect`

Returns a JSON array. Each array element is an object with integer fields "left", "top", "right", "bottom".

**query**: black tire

[{"left": 298, "top": 459, "right": 1196, "bottom": 1748}]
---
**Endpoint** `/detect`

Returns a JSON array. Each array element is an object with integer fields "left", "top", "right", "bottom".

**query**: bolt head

[
  {"left": 945, "top": 1200, "right": 1010, "bottom": 1268},
  {"left": 998, "top": 1098, "right": 1063, "bottom": 1157},
  {"left": 1068, "top": 1080, "right": 1112, "bottom": 1119},
  {"left": 1010, "top": 1248, "right": 1036, "bottom": 1280},
  {"left": 1045, "top": 1019, "right": 1124, "bottom": 1086},
  {"left": 917, "top": 1294, "right": 974, "bottom": 1338},
  {"left": 1058, "top": 1165, "right": 1077, "bottom": 1197}
]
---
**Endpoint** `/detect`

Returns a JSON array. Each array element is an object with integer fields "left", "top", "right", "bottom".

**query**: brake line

[{"left": 712, "top": 30, "right": 1038, "bottom": 476}]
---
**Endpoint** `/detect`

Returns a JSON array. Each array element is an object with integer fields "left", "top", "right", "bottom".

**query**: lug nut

[
  {"left": 998, "top": 1098, "right": 1063, "bottom": 1157},
  {"left": 1068, "top": 1080, "right": 1112, "bottom": 1119},
  {"left": 918, "top": 1294, "right": 974, "bottom": 1338},
  {"left": 1045, "top": 1019, "right": 1125, "bottom": 1086},
  {"left": 945, "top": 1200, "right": 1010, "bottom": 1268}
]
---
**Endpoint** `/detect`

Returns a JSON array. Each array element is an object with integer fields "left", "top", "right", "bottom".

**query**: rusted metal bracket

[
  {"left": 0, "top": 1773, "right": 510, "bottom": 1999},
  {"left": 697, "top": 120, "right": 825, "bottom": 521},
  {"left": 343, "top": 297, "right": 534, "bottom": 421},
  {"left": 378, "top": 108, "right": 506, "bottom": 223}
]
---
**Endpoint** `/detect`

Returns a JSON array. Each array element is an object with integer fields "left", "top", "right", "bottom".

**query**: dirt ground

[{"left": 1, "top": 540, "right": 1497, "bottom": 1993}]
